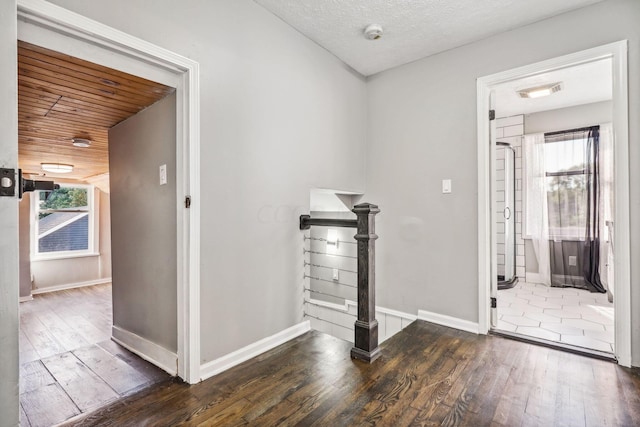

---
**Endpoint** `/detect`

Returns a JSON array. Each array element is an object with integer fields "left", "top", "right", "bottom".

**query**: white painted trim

[
  {"left": 200, "top": 321, "right": 311, "bottom": 382},
  {"left": 112, "top": 326, "right": 177, "bottom": 376},
  {"left": 477, "top": 41, "right": 631, "bottom": 367},
  {"left": 418, "top": 310, "right": 480, "bottom": 334},
  {"left": 19, "top": 296, "right": 34, "bottom": 303},
  {"left": 31, "top": 277, "right": 111, "bottom": 295},
  {"left": 17, "top": 0, "right": 202, "bottom": 382},
  {"left": 350, "top": 300, "right": 418, "bottom": 322}
]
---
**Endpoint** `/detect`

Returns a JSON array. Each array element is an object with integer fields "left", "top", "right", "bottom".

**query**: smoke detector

[{"left": 364, "top": 24, "right": 383, "bottom": 40}]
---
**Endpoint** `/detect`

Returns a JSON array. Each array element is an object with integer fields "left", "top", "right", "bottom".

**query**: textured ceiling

[
  {"left": 254, "top": 0, "right": 604, "bottom": 76},
  {"left": 494, "top": 58, "right": 612, "bottom": 117}
]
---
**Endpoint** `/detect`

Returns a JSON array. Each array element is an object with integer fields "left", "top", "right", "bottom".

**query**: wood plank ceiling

[{"left": 18, "top": 40, "right": 174, "bottom": 183}]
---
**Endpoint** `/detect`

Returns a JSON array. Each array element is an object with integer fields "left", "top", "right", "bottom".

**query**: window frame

[{"left": 30, "top": 183, "right": 99, "bottom": 261}]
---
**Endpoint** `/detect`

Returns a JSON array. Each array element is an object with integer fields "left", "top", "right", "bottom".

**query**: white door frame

[
  {"left": 17, "top": 0, "right": 202, "bottom": 383},
  {"left": 476, "top": 41, "right": 631, "bottom": 367}
]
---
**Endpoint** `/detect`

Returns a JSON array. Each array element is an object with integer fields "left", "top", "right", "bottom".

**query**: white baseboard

[
  {"left": 199, "top": 320, "right": 311, "bottom": 382},
  {"left": 19, "top": 295, "right": 34, "bottom": 302},
  {"left": 418, "top": 309, "right": 479, "bottom": 334},
  {"left": 112, "top": 325, "right": 177, "bottom": 376},
  {"left": 31, "top": 277, "right": 112, "bottom": 295}
]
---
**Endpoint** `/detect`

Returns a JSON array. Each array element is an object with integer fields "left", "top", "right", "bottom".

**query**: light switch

[
  {"left": 332, "top": 269, "right": 339, "bottom": 281},
  {"left": 159, "top": 164, "right": 167, "bottom": 185},
  {"left": 442, "top": 179, "right": 452, "bottom": 194}
]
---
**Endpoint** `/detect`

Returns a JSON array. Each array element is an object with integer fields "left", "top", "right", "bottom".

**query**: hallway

[{"left": 19, "top": 284, "right": 168, "bottom": 426}]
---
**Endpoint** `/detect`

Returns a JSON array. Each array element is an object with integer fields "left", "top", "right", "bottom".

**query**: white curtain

[
  {"left": 524, "top": 133, "right": 551, "bottom": 286},
  {"left": 599, "top": 122, "right": 614, "bottom": 295}
]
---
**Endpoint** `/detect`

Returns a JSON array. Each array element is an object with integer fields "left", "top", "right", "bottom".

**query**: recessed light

[
  {"left": 518, "top": 82, "right": 562, "bottom": 99},
  {"left": 41, "top": 163, "right": 74, "bottom": 174},
  {"left": 72, "top": 138, "right": 92, "bottom": 148}
]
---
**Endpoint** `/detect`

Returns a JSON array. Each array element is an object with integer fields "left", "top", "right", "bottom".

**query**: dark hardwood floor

[
  {"left": 63, "top": 320, "right": 640, "bottom": 426},
  {"left": 19, "top": 284, "right": 169, "bottom": 427}
]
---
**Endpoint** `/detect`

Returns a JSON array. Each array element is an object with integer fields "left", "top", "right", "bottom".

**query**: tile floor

[{"left": 496, "top": 280, "right": 614, "bottom": 353}]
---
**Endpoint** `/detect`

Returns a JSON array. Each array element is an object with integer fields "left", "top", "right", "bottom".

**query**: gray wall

[
  {"left": 19, "top": 193, "right": 31, "bottom": 298},
  {"left": 109, "top": 92, "right": 177, "bottom": 353},
  {"left": 525, "top": 100, "right": 613, "bottom": 134},
  {"left": 366, "top": 0, "right": 640, "bottom": 363},
  {"left": 48, "top": 0, "right": 368, "bottom": 363},
  {"left": 0, "top": 0, "right": 19, "bottom": 423}
]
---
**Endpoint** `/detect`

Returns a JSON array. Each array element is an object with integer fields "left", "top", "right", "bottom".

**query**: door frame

[
  {"left": 476, "top": 41, "right": 631, "bottom": 367},
  {"left": 17, "top": 0, "right": 202, "bottom": 383}
]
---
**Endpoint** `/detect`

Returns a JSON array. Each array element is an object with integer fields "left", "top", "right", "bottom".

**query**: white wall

[
  {"left": 46, "top": 0, "right": 367, "bottom": 363},
  {"left": 525, "top": 100, "right": 613, "bottom": 134},
  {"left": 366, "top": 0, "right": 640, "bottom": 362},
  {"left": 0, "top": 0, "right": 19, "bottom": 423}
]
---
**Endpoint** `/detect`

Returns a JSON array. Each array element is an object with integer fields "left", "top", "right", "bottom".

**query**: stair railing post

[{"left": 350, "top": 202, "right": 381, "bottom": 362}]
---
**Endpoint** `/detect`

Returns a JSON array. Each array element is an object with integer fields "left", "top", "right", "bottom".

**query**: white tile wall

[{"left": 496, "top": 115, "right": 525, "bottom": 279}]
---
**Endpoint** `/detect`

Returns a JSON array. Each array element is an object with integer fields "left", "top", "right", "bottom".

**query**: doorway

[
  {"left": 16, "top": 39, "right": 179, "bottom": 424},
  {"left": 477, "top": 41, "right": 631, "bottom": 366},
  {"left": 16, "top": 0, "right": 201, "bottom": 384}
]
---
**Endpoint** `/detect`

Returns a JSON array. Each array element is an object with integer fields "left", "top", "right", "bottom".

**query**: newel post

[{"left": 351, "top": 202, "right": 381, "bottom": 363}]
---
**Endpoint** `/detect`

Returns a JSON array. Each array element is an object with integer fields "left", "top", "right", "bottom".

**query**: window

[
  {"left": 32, "top": 184, "right": 96, "bottom": 259},
  {"left": 544, "top": 135, "right": 588, "bottom": 240}
]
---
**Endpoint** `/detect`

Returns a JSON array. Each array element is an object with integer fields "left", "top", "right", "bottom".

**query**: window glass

[
  {"left": 544, "top": 137, "right": 588, "bottom": 239},
  {"left": 35, "top": 186, "right": 92, "bottom": 255}
]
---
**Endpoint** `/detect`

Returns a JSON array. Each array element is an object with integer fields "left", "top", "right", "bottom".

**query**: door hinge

[
  {"left": 491, "top": 297, "right": 497, "bottom": 308},
  {"left": 489, "top": 109, "right": 496, "bottom": 121},
  {"left": 185, "top": 196, "right": 191, "bottom": 209}
]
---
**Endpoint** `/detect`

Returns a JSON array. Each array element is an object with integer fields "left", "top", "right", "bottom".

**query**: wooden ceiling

[{"left": 18, "top": 41, "right": 174, "bottom": 182}]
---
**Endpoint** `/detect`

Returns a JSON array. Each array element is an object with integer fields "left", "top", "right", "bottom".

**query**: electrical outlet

[
  {"left": 332, "top": 269, "right": 339, "bottom": 281},
  {"left": 569, "top": 256, "right": 577, "bottom": 267}
]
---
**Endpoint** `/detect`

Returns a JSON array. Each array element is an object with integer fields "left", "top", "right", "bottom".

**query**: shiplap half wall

[
  {"left": 303, "top": 213, "right": 416, "bottom": 343},
  {"left": 495, "top": 115, "right": 526, "bottom": 280}
]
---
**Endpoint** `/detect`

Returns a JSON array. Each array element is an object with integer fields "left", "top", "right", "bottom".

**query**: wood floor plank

[
  {"left": 41, "top": 351, "right": 119, "bottom": 412},
  {"left": 62, "top": 321, "right": 640, "bottom": 426},
  {"left": 20, "top": 284, "right": 168, "bottom": 426},
  {"left": 20, "top": 382, "right": 80, "bottom": 427},
  {"left": 19, "top": 402, "right": 31, "bottom": 427},
  {"left": 20, "top": 360, "right": 55, "bottom": 394},
  {"left": 97, "top": 339, "right": 168, "bottom": 384},
  {"left": 72, "top": 344, "right": 153, "bottom": 395}
]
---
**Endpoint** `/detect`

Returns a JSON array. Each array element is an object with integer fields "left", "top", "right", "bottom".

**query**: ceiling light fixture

[
  {"left": 72, "top": 137, "right": 92, "bottom": 148},
  {"left": 518, "top": 82, "right": 563, "bottom": 99},
  {"left": 364, "top": 24, "right": 383, "bottom": 40},
  {"left": 41, "top": 163, "right": 74, "bottom": 174}
]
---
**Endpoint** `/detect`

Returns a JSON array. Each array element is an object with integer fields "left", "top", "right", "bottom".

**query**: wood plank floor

[
  {"left": 19, "top": 284, "right": 169, "bottom": 427},
  {"left": 63, "top": 320, "right": 640, "bottom": 426}
]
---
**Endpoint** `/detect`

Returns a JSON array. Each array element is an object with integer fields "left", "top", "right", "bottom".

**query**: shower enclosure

[{"left": 497, "top": 141, "right": 518, "bottom": 289}]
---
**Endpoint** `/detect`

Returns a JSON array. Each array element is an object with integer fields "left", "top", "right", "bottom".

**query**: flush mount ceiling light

[
  {"left": 41, "top": 163, "right": 74, "bottom": 174},
  {"left": 518, "top": 82, "right": 563, "bottom": 99},
  {"left": 364, "top": 24, "right": 383, "bottom": 40},
  {"left": 72, "top": 137, "right": 92, "bottom": 148}
]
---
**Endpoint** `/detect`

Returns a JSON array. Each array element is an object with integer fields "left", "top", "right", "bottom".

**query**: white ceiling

[
  {"left": 494, "top": 58, "right": 612, "bottom": 117},
  {"left": 254, "top": 0, "right": 604, "bottom": 76}
]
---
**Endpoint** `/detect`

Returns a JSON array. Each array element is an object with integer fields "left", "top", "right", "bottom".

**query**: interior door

[{"left": 490, "top": 91, "right": 498, "bottom": 328}]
